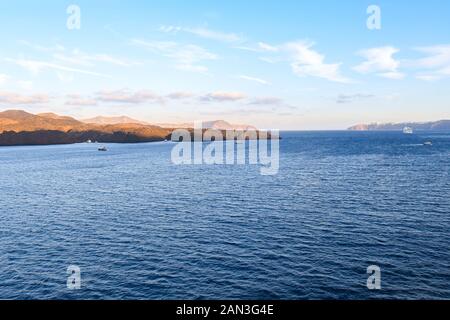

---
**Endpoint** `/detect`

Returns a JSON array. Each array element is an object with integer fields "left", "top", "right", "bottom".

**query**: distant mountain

[
  {"left": 348, "top": 120, "right": 450, "bottom": 131},
  {"left": 0, "top": 110, "right": 171, "bottom": 145},
  {"left": 82, "top": 115, "right": 151, "bottom": 126},
  {"left": 157, "top": 120, "right": 257, "bottom": 130},
  {"left": 0, "top": 110, "right": 89, "bottom": 132},
  {"left": 38, "top": 112, "right": 79, "bottom": 121},
  {"left": 84, "top": 117, "right": 256, "bottom": 131},
  {"left": 0, "top": 110, "right": 265, "bottom": 146},
  {"left": 157, "top": 122, "right": 194, "bottom": 129},
  {"left": 203, "top": 120, "right": 257, "bottom": 131}
]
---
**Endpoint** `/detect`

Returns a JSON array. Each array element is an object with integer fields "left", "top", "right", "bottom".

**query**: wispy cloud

[
  {"left": 233, "top": 45, "right": 261, "bottom": 52},
  {"left": 131, "top": 39, "right": 217, "bottom": 73},
  {"left": 285, "top": 41, "right": 351, "bottom": 83},
  {"left": 0, "top": 91, "right": 49, "bottom": 105},
  {"left": 238, "top": 40, "right": 350, "bottom": 82},
  {"left": 248, "top": 97, "right": 284, "bottom": 105},
  {"left": 234, "top": 42, "right": 279, "bottom": 53},
  {"left": 159, "top": 25, "right": 242, "bottom": 43},
  {"left": 16, "top": 80, "right": 33, "bottom": 90},
  {"left": 18, "top": 40, "right": 65, "bottom": 53},
  {"left": 63, "top": 90, "right": 160, "bottom": 106},
  {"left": 237, "top": 75, "right": 270, "bottom": 85},
  {"left": 353, "top": 46, "right": 404, "bottom": 79},
  {"left": 414, "top": 45, "right": 450, "bottom": 68},
  {"left": 0, "top": 74, "right": 9, "bottom": 86},
  {"left": 258, "top": 42, "right": 279, "bottom": 52},
  {"left": 258, "top": 57, "right": 280, "bottom": 64},
  {"left": 13, "top": 41, "right": 138, "bottom": 82},
  {"left": 19, "top": 41, "right": 138, "bottom": 67},
  {"left": 199, "top": 91, "right": 247, "bottom": 102},
  {"left": 412, "top": 45, "right": 450, "bottom": 81},
  {"left": 336, "top": 93, "right": 375, "bottom": 104},
  {"left": 166, "top": 92, "right": 195, "bottom": 100},
  {"left": 247, "top": 97, "right": 296, "bottom": 112},
  {"left": 96, "top": 89, "right": 162, "bottom": 104},
  {"left": 62, "top": 89, "right": 290, "bottom": 111},
  {"left": 65, "top": 94, "right": 98, "bottom": 106},
  {"left": 6, "top": 58, "right": 109, "bottom": 78},
  {"left": 53, "top": 50, "right": 139, "bottom": 67}
]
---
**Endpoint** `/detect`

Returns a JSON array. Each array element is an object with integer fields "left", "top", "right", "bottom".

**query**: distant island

[
  {"left": 0, "top": 110, "right": 264, "bottom": 146},
  {"left": 348, "top": 120, "right": 450, "bottom": 131}
]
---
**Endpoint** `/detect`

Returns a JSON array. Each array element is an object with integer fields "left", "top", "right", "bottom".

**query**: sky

[{"left": 0, "top": 0, "right": 449, "bottom": 129}]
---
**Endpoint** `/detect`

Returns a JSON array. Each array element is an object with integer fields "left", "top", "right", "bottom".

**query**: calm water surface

[{"left": 0, "top": 131, "right": 449, "bottom": 299}]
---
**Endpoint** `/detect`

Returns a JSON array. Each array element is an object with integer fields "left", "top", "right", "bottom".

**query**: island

[
  {"left": 0, "top": 110, "right": 271, "bottom": 146},
  {"left": 348, "top": 120, "right": 450, "bottom": 131}
]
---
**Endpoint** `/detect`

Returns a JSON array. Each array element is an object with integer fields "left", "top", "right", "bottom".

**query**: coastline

[
  {"left": 0, "top": 129, "right": 279, "bottom": 147},
  {"left": 0, "top": 110, "right": 277, "bottom": 147}
]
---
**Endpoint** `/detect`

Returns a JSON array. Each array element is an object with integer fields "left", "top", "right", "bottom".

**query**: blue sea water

[{"left": 0, "top": 131, "right": 449, "bottom": 300}]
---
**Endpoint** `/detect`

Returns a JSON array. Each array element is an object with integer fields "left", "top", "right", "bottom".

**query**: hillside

[
  {"left": 0, "top": 110, "right": 172, "bottom": 145},
  {"left": 348, "top": 120, "right": 450, "bottom": 131},
  {"left": 83, "top": 116, "right": 257, "bottom": 131},
  {"left": 0, "top": 110, "right": 266, "bottom": 146},
  {"left": 0, "top": 110, "right": 90, "bottom": 132},
  {"left": 81, "top": 115, "right": 151, "bottom": 126},
  {"left": 157, "top": 120, "right": 257, "bottom": 130}
]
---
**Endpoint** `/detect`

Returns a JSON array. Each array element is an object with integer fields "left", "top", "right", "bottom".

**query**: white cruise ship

[{"left": 403, "top": 127, "right": 414, "bottom": 134}]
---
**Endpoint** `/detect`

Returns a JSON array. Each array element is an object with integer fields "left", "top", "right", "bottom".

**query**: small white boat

[
  {"left": 98, "top": 146, "right": 108, "bottom": 152},
  {"left": 423, "top": 141, "right": 433, "bottom": 146},
  {"left": 403, "top": 127, "right": 413, "bottom": 134}
]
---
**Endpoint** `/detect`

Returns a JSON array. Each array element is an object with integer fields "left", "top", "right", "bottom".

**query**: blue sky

[{"left": 0, "top": 0, "right": 449, "bottom": 129}]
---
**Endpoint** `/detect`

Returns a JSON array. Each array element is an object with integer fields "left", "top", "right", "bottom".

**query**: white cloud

[
  {"left": 166, "top": 92, "right": 195, "bottom": 100},
  {"left": 160, "top": 25, "right": 242, "bottom": 43},
  {"left": 234, "top": 42, "right": 278, "bottom": 53},
  {"left": 18, "top": 40, "right": 65, "bottom": 53},
  {"left": 53, "top": 50, "right": 138, "bottom": 67},
  {"left": 65, "top": 94, "right": 98, "bottom": 106},
  {"left": 237, "top": 40, "right": 349, "bottom": 82},
  {"left": 17, "top": 80, "right": 33, "bottom": 90},
  {"left": 233, "top": 46, "right": 261, "bottom": 52},
  {"left": 415, "top": 75, "right": 439, "bottom": 81},
  {"left": 238, "top": 75, "right": 270, "bottom": 85},
  {"left": 131, "top": 39, "right": 177, "bottom": 52},
  {"left": 132, "top": 39, "right": 217, "bottom": 73},
  {"left": 381, "top": 71, "right": 405, "bottom": 80},
  {"left": 336, "top": 93, "right": 375, "bottom": 104},
  {"left": 169, "top": 44, "right": 217, "bottom": 70},
  {"left": 285, "top": 41, "right": 351, "bottom": 83},
  {"left": 96, "top": 89, "right": 162, "bottom": 104},
  {"left": 200, "top": 91, "right": 247, "bottom": 102},
  {"left": 0, "top": 74, "right": 8, "bottom": 86},
  {"left": 0, "top": 75, "right": 34, "bottom": 90},
  {"left": 258, "top": 57, "right": 279, "bottom": 64},
  {"left": 62, "top": 89, "right": 289, "bottom": 110},
  {"left": 184, "top": 27, "right": 241, "bottom": 43},
  {"left": 414, "top": 45, "right": 450, "bottom": 68},
  {"left": 159, "top": 25, "right": 182, "bottom": 33},
  {"left": 258, "top": 42, "right": 279, "bottom": 52},
  {"left": 6, "top": 58, "right": 109, "bottom": 78},
  {"left": 412, "top": 45, "right": 450, "bottom": 80},
  {"left": 248, "top": 97, "right": 284, "bottom": 105},
  {"left": 61, "top": 89, "right": 164, "bottom": 106},
  {"left": 0, "top": 91, "right": 49, "bottom": 104},
  {"left": 353, "top": 46, "right": 404, "bottom": 79},
  {"left": 175, "top": 64, "right": 209, "bottom": 73},
  {"left": 246, "top": 97, "right": 296, "bottom": 112},
  {"left": 19, "top": 41, "right": 137, "bottom": 67}
]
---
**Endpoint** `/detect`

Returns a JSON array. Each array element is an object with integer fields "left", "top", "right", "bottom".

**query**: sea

[{"left": 0, "top": 131, "right": 449, "bottom": 299}]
